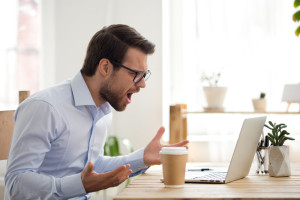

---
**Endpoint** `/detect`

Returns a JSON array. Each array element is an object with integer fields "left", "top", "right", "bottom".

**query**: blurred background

[{"left": 1, "top": 0, "right": 300, "bottom": 163}]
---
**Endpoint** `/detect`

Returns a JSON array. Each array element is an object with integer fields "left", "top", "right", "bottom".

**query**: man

[{"left": 5, "top": 24, "right": 189, "bottom": 199}]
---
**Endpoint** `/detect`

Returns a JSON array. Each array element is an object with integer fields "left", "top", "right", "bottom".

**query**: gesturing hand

[
  {"left": 143, "top": 126, "right": 189, "bottom": 166},
  {"left": 81, "top": 162, "right": 132, "bottom": 193}
]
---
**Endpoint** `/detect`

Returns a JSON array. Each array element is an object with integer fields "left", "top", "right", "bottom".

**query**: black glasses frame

[{"left": 109, "top": 59, "right": 151, "bottom": 83}]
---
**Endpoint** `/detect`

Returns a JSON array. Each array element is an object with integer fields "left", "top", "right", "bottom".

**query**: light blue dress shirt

[{"left": 5, "top": 72, "right": 148, "bottom": 200}]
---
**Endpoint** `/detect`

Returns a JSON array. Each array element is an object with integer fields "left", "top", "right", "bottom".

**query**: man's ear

[{"left": 97, "top": 58, "right": 112, "bottom": 77}]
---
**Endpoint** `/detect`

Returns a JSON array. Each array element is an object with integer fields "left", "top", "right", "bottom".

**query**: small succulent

[
  {"left": 201, "top": 72, "right": 221, "bottom": 87},
  {"left": 264, "top": 121, "right": 295, "bottom": 146},
  {"left": 260, "top": 92, "right": 266, "bottom": 99}
]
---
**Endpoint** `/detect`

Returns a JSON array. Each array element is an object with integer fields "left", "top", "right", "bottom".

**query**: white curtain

[
  {"left": 0, "top": 0, "right": 40, "bottom": 110},
  {"left": 0, "top": 0, "right": 19, "bottom": 109}
]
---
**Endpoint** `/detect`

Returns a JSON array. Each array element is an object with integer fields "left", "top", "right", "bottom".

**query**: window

[
  {"left": 164, "top": 0, "right": 300, "bottom": 162},
  {"left": 167, "top": 0, "right": 300, "bottom": 112},
  {"left": 0, "top": 0, "right": 40, "bottom": 109}
]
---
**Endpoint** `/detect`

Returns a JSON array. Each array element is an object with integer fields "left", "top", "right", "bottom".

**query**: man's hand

[
  {"left": 144, "top": 126, "right": 189, "bottom": 166},
  {"left": 81, "top": 162, "right": 132, "bottom": 193}
]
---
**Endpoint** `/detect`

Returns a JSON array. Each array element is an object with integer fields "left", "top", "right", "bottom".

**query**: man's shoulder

[{"left": 24, "top": 80, "right": 73, "bottom": 107}]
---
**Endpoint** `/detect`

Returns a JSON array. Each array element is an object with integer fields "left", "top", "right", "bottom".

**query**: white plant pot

[
  {"left": 268, "top": 146, "right": 291, "bottom": 177},
  {"left": 203, "top": 87, "right": 227, "bottom": 109},
  {"left": 252, "top": 99, "right": 266, "bottom": 112}
]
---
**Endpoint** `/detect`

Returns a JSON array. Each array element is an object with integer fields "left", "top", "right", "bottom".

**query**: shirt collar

[
  {"left": 71, "top": 71, "right": 97, "bottom": 107},
  {"left": 98, "top": 102, "right": 111, "bottom": 115},
  {"left": 71, "top": 71, "right": 111, "bottom": 114}
]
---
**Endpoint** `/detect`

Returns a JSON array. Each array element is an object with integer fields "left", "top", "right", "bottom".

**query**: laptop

[{"left": 185, "top": 116, "right": 266, "bottom": 184}]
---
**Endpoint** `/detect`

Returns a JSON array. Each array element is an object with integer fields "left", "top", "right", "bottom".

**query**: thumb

[
  {"left": 152, "top": 126, "right": 165, "bottom": 142},
  {"left": 85, "top": 161, "right": 94, "bottom": 174}
]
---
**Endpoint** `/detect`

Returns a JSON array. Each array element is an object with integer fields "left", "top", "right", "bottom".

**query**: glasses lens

[
  {"left": 144, "top": 70, "right": 151, "bottom": 81},
  {"left": 134, "top": 70, "right": 151, "bottom": 83},
  {"left": 134, "top": 72, "right": 144, "bottom": 83}
]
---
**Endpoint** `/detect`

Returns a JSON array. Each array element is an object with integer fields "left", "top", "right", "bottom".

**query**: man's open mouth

[{"left": 126, "top": 93, "right": 133, "bottom": 103}]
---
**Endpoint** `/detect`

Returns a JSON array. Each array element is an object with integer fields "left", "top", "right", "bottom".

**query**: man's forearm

[
  {"left": 5, "top": 171, "right": 86, "bottom": 199},
  {"left": 94, "top": 148, "right": 148, "bottom": 175}
]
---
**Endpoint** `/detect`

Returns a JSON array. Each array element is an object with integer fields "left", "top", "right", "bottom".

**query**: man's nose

[{"left": 135, "top": 78, "right": 146, "bottom": 88}]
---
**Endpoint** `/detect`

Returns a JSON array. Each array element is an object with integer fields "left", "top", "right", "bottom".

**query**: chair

[{"left": 0, "top": 91, "right": 30, "bottom": 199}]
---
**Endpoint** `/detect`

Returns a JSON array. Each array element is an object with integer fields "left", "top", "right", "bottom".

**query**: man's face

[{"left": 100, "top": 48, "right": 148, "bottom": 111}]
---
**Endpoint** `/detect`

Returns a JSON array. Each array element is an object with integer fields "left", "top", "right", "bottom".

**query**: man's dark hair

[{"left": 81, "top": 24, "right": 155, "bottom": 76}]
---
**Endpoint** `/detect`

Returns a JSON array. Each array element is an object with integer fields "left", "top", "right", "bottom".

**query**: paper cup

[{"left": 160, "top": 147, "right": 188, "bottom": 188}]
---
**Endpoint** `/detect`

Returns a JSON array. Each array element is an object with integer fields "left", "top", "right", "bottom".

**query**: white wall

[{"left": 41, "top": 0, "right": 163, "bottom": 151}]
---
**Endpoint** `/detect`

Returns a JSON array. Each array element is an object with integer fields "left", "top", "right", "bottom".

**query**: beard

[{"left": 100, "top": 80, "right": 127, "bottom": 111}]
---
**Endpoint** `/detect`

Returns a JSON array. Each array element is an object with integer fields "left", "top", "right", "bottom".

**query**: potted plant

[
  {"left": 252, "top": 92, "right": 266, "bottom": 112},
  {"left": 96, "top": 136, "right": 134, "bottom": 200},
  {"left": 201, "top": 72, "right": 227, "bottom": 112},
  {"left": 264, "top": 121, "right": 295, "bottom": 177},
  {"left": 293, "top": 0, "right": 300, "bottom": 36}
]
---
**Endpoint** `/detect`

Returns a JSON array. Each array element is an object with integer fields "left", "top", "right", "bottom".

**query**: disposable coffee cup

[{"left": 159, "top": 147, "right": 188, "bottom": 188}]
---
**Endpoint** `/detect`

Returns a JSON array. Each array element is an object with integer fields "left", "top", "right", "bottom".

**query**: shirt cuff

[
  {"left": 59, "top": 173, "right": 86, "bottom": 198},
  {"left": 127, "top": 148, "right": 148, "bottom": 173}
]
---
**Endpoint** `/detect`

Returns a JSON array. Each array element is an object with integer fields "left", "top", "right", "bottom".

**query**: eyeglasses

[{"left": 109, "top": 59, "right": 151, "bottom": 83}]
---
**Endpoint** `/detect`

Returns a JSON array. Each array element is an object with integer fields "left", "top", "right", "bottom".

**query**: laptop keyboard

[{"left": 193, "top": 172, "right": 227, "bottom": 182}]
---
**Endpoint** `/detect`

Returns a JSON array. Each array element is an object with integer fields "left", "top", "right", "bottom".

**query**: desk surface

[{"left": 113, "top": 163, "right": 300, "bottom": 200}]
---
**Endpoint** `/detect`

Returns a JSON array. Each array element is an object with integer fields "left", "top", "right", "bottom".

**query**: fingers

[
  {"left": 111, "top": 164, "right": 132, "bottom": 176},
  {"left": 82, "top": 164, "right": 132, "bottom": 193},
  {"left": 164, "top": 140, "right": 190, "bottom": 148},
  {"left": 81, "top": 162, "right": 96, "bottom": 193},
  {"left": 106, "top": 164, "right": 132, "bottom": 181},
  {"left": 175, "top": 139, "right": 189, "bottom": 147},
  {"left": 105, "top": 164, "right": 132, "bottom": 187}
]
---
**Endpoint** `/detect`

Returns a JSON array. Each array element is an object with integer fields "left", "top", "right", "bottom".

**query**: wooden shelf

[{"left": 169, "top": 104, "right": 300, "bottom": 144}]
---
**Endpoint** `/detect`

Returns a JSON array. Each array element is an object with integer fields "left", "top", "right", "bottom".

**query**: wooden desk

[{"left": 113, "top": 163, "right": 300, "bottom": 200}]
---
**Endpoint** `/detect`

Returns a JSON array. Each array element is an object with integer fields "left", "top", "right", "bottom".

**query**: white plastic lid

[{"left": 159, "top": 147, "right": 188, "bottom": 155}]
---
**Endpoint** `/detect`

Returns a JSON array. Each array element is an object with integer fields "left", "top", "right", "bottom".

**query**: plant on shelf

[
  {"left": 264, "top": 121, "right": 295, "bottom": 177},
  {"left": 293, "top": 0, "right": 300, "bottom": 36},
  {"left": 200, "top": 72, "right": 227, "bottom": 111},
  {"left": 104, "top": 136, "right": 134, "bottom": 156},
  {"left": 201, "top": 72, "right": 221, "bottom": 87},
  {"left": 252, "top": 92, "right": 266, "bottom": 112},
  {"left": 260, "top": 92, "right": 265, "bottom": 99},
  {"left": 99, "top": 136, "right": 134, "bottom": 200},
  {"left": 104, "top": 136, "right": 121, "bottom": 156}
]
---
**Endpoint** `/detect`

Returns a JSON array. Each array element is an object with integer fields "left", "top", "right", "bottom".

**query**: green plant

[
  {"left": 260, "top": 92, "right": 266, "bottom": 99},
  {"left": 104, "top": 136, "right": 121, "bottom": 156},
  {"left": 201, "top": 72, "right": 221, "bottom": 87},
  {"left": 264, "top": 121, "right": 295, "bottom": 146},
  {"left": 293, "top": 0, "right": 300, "bottom": 36},
  {"left": 104, "top": 136, "right": 134, "bottom": 156},
  {"left": 102, "top": 136, "right": 134, "bottom": 197}
]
